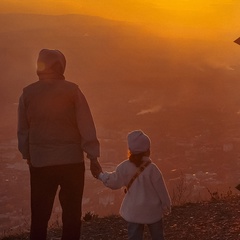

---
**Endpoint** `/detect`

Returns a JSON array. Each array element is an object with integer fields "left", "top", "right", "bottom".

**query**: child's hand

[
  {"left": 98, "top": 172, "right": 110, "bottom": 184},
  {"left": 98, "top": 172, "right": 104, "bottom": 181}
]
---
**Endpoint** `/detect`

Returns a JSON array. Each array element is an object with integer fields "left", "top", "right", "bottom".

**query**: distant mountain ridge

[
  {"left": 1, "top": 13, "right": 237, "bottom": 96},
  {"left": 1, "top": 13, "right": 239, "bottom": 136}
]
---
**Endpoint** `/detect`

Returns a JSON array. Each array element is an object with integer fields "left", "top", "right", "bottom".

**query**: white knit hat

[{"left": 127, "top": 130, "right": 151, "bottom": 154}]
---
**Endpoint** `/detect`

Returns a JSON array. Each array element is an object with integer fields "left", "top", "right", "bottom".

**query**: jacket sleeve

[
  {"left": 152, "top": 166, "right": 171, "bottom": 211},
  {"left": 99, "top": 163, "right": 126, "bottom": 190},
  {"left": 74, "top": 88, "right": 100, "bottom": 160},
  {"left": 17, "top": 94, "right": 30, "bottom": 159}
]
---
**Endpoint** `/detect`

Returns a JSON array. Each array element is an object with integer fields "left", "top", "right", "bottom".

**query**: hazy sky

[{"left": 1, "top": 0, "right": 240, "bottom": 39}]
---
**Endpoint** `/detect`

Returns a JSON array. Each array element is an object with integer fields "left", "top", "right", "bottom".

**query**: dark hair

[{"left": 128, "top": 149, "right": 150, "bottom": 167}]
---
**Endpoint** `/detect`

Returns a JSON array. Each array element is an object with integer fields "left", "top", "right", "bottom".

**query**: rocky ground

[{"left": 1, "top": 195, "right": 240, "bottom": 240}]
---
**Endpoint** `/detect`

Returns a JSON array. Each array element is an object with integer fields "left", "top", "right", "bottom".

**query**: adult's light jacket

[{"left": 17, "top": 49, "right": 100, "bottom": 167}]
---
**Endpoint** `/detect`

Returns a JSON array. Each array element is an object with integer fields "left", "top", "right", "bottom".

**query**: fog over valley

[{"left": 1, "top": 13, "right": 240, "bottom": 234}]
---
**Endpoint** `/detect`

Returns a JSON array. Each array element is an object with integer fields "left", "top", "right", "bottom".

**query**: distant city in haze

[{"left": 0, "top": 12, "right": 240, "bottom": 235}]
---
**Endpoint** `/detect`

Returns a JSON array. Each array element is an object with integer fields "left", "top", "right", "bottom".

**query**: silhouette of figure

[
  {"left": 17, "top": 49, "right": 102, "bottom": 240},
  {"left": 98, "top": 130, "right": 171, "bottom": 240}
]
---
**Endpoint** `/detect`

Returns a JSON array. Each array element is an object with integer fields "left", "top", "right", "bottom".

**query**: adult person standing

[{"left": 17, "top": 49, "right": 102, "bottom": 240}]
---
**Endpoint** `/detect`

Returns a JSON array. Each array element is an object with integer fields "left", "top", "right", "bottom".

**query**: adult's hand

[
  {"left": 90, "top": 159, "right": 102, "bottom": 178},
  {"left": 163, "top": 206, "right": 171, "bottom": 215}
]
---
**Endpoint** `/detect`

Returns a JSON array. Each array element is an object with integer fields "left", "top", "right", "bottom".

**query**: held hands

[{"left": 90, "top": 159, "right": 102, "bottom": 179}]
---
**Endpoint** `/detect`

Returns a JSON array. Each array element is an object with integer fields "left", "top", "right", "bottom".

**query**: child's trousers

[{"left": 127, "top": 219, "right": 165, "bottom": 240}]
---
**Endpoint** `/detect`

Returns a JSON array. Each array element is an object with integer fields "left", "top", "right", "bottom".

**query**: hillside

[
  {"left": 2, "top": 14, "right": 240, "bottom": 148},
  {"left": 1, "top": 13, "right": 240, "bottom": 136},
  {"left": 1, "top": 14, "right": 240, "bottom": 238},
  {"left": 1, "top": 195, "right": 240, "bottom": 240}
]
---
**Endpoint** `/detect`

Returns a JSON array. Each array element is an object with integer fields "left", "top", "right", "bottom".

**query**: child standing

[{"left": 98, "top": 130, "right": 171, "bottom": 240}]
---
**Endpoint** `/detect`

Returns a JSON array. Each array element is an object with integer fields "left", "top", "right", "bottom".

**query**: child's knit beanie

[{"left": 127, "top": 130, "right": 151, "bottom": 154}]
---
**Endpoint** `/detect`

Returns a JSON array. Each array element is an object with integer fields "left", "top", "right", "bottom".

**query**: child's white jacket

[{"left": 99, "top": 157, "right": 171, "bottom": 224}]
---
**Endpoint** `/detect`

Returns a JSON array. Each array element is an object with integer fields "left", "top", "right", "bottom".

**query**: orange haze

[{"left": 1, "top": 0, "right": 240, "bottom": 39}]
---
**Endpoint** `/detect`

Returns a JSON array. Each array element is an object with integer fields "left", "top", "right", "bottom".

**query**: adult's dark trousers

[{"left": 29, "top": 162, "right": 85, "bottom": 240}]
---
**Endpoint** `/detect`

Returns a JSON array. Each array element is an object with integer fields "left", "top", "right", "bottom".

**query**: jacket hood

[{"left": 37, "top": 49, "right": 66, "bottom": 80}]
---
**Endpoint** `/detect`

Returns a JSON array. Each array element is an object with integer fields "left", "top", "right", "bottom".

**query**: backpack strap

[{"left": 124, "top": 161, "right": 151, "bottom": 194}]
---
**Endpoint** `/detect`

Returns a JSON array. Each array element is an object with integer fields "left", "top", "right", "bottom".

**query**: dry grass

[{"left": 1, "top": 195, "right": 240, "bottom": 240}]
